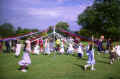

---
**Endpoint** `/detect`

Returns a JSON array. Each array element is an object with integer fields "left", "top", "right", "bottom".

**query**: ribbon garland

[
  {"left": 59, "top": 29, "right": 92, "bottom": 41},
  {"left": 0, "top": 27, "right": 95, "bottom": 42},
  {"left": 1, "top": 32, "right": 39, "bottom": 41}
]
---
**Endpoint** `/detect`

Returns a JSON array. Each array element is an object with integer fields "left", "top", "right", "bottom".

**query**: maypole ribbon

[
  {"left": 59, "top": 29, "right": 92, "bottom": 41},
  {"left": 2, "top": 32, "right": 39, "bottom": 41}
]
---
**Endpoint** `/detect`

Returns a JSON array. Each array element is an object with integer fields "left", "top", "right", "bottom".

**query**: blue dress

[{"left": 87, "top": 49, "right": 95, "bottom": 65}]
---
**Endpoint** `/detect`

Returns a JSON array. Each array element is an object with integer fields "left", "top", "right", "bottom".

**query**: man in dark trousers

[{"left": 5, "top": 40, "right": 11, "bottom": 53}]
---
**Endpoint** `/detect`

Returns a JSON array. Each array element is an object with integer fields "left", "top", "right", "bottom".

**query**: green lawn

[{"left": 0, "top": 52, "right": 120, "bottom": 79}]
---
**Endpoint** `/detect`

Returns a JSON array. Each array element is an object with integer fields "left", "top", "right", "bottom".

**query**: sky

[{"left": 0, "top": 0, "right": 94, "bottom": 31}]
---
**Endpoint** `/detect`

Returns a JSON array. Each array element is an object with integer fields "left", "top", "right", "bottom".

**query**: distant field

[{"left": 0, "top": 51, "right": 120, "bottom": 79}]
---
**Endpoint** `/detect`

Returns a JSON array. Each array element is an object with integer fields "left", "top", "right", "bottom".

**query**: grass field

[{"left": 0, "top": 52, "right": 120, "bottom": 79}]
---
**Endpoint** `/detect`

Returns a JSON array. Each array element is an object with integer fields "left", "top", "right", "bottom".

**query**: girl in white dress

[
  {"left": 33, "top": 40, "right": 40, "bottom": 55},
  {"left": 15, "top": 41, "right": 22, "bottom": 57},
  {"left": 115, "top": 42, "right": 120, "bottom": 62},
  {"left": 18, "top": 40, "right": 31, "bottom": 72},
  {"left": 67, "top": 43, "right": 74, "bottom": 55},
  {"left": 59, "top": 41, "right": 64, "bottom": 54},
  {"left": 45, "top": 38, "right": 50, "bottom": 55}
]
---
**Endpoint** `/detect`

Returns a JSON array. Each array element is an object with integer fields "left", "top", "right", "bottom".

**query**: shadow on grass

[
  {"left": 73, "top": 63, "right": 84, "bottom": 70},
  {"left": 97, "top": 59, "right": 109, "bottom": 64},
  {"left": 81, "top": 58, "right": 87, "bottom": 61},
  {"left": 108, "top": 76, "right": 114, "bottom": 79},
  {"left": 71, "top": 54, "right": 87, "bottom": 60},
  {"left": 108, "top": 76, "right": 120, "bottom": 79},
  {"left": 103, "top": 56, "right": 109, "bottom": 59}
]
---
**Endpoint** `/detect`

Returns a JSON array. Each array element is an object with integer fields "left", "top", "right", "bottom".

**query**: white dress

[
  {"left": 18, "top": 51, "right": 31, "bottom": 66},
  {"left": 45, "top": 40, "right": 50, "bottom": 54},
  {"left": 67, "top": 43, "right": 74, "bottom": 54},
  {"left": 18, "top": 40, "right": 31, "bottom": 66},
  {"left": 60, "top": 42, "right": 64, "bottom": 54},
  {"left": 33, "top": 45, "right": 40, "bottom": 55},
  {"left": 115, "top": 45, "right": 120, "bottom": 56},
  {"left": 77, "top": 45, "right": 84, "bottom": 56},
  {"left": 15, "top": 44, "right": 22, "bottom": 56}
]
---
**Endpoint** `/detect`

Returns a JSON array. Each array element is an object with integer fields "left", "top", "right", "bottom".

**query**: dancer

[
  {"left": 67, "top": 42, "right": 74, "bottom": 55},
  {"left": 33, "top": 39, "right": 40, "bottom": 55},
  {"left": 84, "top": 42, "right": 96, "bottom": 71},
  {"left": 15, "top": 41, "right": 22, "bottom": 57},
  {"left": 44, "top": 38, "right": 50, "bottom": 55},
  {"left": 115, "top": 42, "right": 120, "bottom": 62},
  {"left": 77, "top": 43, "right": 84, "bottom": 58},
  {"left": 18, "top": 40, "right": 31, "bottom": 72},
  {"left": 109, "top": 45, "right": 116, "bottom": 64},
  {"left": 5, "top": 40, "right": 11, "bottom": 53},
  {"left": 55, "top": 38, "right": 60, "bottom": 52},
  {"left": 97, "top": 38, "right": 104, "bottom": 54},
  {"left": 59, "top": 40, "right": 64, "bottom": 54},
  {"left": 49, "top": 38, "right": 54, "bottom": 52},
  {"left": 105, "top": 38, "right": 112, "bottom": 53},
  {"left": 39, "top": 38, "right": 43, "bottom": 53}
]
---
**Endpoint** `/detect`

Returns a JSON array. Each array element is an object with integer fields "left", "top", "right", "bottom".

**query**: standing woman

[{"left": 18, "top": 40, "right": 31, "bottom": 72}]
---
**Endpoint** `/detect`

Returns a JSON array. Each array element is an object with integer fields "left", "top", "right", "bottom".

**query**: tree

[
  {"left": 55, "top": 21, "right": 69, "bottom": 36},
  {"left": 77, "top": 0, "right": 120, "bottom": 40},
  {"left": 16, "top": 27, "right": 23, "bottom": 34},
  {"left": 77, "top": 29, "right": 91, "bottom": 37},
  {"left": 56, "top": 21, "right": 69, "bottom": 31},
  {"left": 48, "top": 26, "right": 53, "bottom": 34},
  {"left": 16, "top": 26, "right": 36, "bottom": 35},
  {"left": 0, "top": 23, "right": 16, "bottom": 38},
  {"left": 32, "top": 29, "right": 39, "bottom": 32}
]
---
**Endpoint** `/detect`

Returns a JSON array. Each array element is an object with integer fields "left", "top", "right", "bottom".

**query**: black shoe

[
  {"left": 15, "top": 55, "right": 20, "bottom": 58},
  {"left": 18, "top": 67, "right": 22, "bottom": 70},
  {"left": 25, "top": 66, "right": 29, "bottom": 70}
]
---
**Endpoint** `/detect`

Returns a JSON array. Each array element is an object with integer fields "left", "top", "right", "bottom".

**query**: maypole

[
  {"left": 92, "top": 35, "right": 95, "bottom": 59},
  {"left": 53, "top": 26, "right": 56, "bottom": 58},
  {"left": 92, "top": 35, "right": 94, "bottom": 49}
]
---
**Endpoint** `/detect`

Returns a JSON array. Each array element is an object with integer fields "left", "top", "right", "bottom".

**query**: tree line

[
  {"left": 0, "top": 23, "right": 39, "bottom": 38},
  {"left": 0, "top": 21, "right": 69, "bottom": 38}
]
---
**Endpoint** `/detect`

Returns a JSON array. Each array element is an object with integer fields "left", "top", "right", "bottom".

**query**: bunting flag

[{"left": 59, "top": 29, "right": 92, "bottom": 41}]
